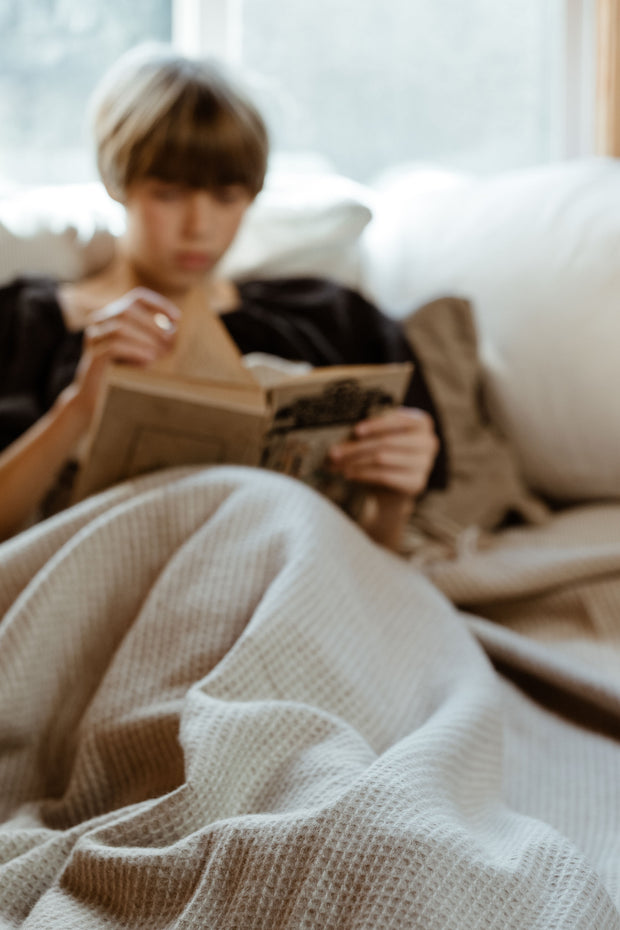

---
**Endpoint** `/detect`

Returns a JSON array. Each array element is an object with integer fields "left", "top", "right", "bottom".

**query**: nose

[{"left": 184, "top": 191, "right": 217, "bottom": 238}]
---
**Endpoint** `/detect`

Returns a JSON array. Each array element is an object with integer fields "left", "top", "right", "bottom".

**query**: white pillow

[
  {"left": 0, "top": 183, "right": 124, "bottom": 286},
  {"left": 219, "top": 171, "right": 374, "bottom": 287},
  {"left": 0, "top": 171, "right": 373, "bottom": 290},
  {"left": 360, "top": 158, "right": 620, "bottom": 503}
]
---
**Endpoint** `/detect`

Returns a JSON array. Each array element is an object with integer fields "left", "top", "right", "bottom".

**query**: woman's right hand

[
  {"left": 0, "top": 288, "right": 179, "bottom": 541},
  {"left": 66, "top": 287, "right": 180, "bottom": 428}
]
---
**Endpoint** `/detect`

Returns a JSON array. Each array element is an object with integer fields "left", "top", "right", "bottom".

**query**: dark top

[{"left": 0, "top": 275, "right": 447, "bottom": 489}]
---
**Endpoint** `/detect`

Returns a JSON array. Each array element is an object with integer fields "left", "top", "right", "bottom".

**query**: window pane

[
  {"left": 242, "top": 0, "right": 560, "bottom": 181},
  {"left": 0, "top": 0, "right": 171, "bottom": 187}
]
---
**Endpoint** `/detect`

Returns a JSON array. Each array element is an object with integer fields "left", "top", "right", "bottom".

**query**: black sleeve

[{"left": 0, "top": 277, "right": 82, "bottom": 453}]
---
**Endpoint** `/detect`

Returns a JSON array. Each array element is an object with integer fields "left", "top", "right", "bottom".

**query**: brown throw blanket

[{"left": 0, "top": 467, "right": 619, "bottom": 928}]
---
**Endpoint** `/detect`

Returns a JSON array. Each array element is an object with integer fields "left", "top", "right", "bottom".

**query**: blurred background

[{"left": 0, "top": 0, "right": 597, "bottom": 187}]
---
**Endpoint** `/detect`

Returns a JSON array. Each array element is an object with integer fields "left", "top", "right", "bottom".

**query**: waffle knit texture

[{"left": 0, "top": 466, "right": 619, "bottom": 928}]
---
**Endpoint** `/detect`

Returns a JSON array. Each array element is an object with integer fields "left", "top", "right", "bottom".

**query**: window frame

[
  {"left": 560, "top": 0, "right": 598, "bottom": 157},
  {"left": 172, "top": 0, "right": 242, "bottom": 63},
  {"left": 595, "top": 0, "right": 620, "bottom": 154}
]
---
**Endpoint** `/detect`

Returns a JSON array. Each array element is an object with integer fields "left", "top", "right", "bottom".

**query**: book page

[
  {"left": 261, "top": 363, "right": 413, "bottom": 517},
  {"left": 150, "top": 292, "right": 256, "bottom": 386},
  {"left": 242, "top": 352, "right": 313, "bottom": 388}
]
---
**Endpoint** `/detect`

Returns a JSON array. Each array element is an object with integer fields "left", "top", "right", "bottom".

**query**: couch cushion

[
  {"left": 361, "top": 158, "right": 620, "bottom": 503},
  {"left": 402, "top": 296, "right": 548, "bottom": 542}
]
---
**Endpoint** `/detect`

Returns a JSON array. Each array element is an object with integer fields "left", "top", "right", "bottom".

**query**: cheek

[
  {"left": 139, "top": 204, "right": 176, "bottom": 251},
  {"left": 222, "top": 206, "right": 248, "bottom": 242}
]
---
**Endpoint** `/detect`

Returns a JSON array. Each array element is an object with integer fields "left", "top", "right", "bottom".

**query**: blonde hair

[{"left": 91, "top": 44, "right": 269, "bottom": 202}]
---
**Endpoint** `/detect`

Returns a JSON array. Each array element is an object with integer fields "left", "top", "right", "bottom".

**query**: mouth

[{"left": 176, "top": 252, "right": 214, "bottom": 271}]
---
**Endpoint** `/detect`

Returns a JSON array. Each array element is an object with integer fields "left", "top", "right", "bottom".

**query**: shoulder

[
  {"left": 0, "top": 274, "right": 65, "bottom": 336},
  {"left": 0, "top": 273, "right": 59, "bottom": 306},
  {"left": 230, "top": 275, "right": 411, "bottom": 368},
  {"left": 237, "top": 275, "right": 377, "bottom": 308},
  {"left": 0, "top": 274, "right": 79, "bottom": 428},
  {"left": 0, "top": 274, "right": 81, "bottom": 393}
]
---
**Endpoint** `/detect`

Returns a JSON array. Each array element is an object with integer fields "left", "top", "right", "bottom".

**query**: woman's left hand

[
  {"left": 328, "top": 407, "right": 439, "bottom": 551},
  {"left": 328, "top": 406, "right": 439, "bottom": 497}
]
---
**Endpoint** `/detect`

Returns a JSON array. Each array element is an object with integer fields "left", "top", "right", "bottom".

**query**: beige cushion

[{"left": 402, "top": 296, "right": 549, "bottom": 545}]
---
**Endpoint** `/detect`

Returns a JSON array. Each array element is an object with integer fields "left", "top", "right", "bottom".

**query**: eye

[
  {"left": 150, "top": 182, "right": 187, "bottom": 202},
  {"left": 213, "top": 184, "right": 248, "bottom": 205}
]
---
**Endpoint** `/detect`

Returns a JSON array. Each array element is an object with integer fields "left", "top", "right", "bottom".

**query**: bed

[{"left": 1, "top": 160, "right": 620, "bottom": 928}]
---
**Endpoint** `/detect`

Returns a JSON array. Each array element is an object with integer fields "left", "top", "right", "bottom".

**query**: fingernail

[{"left": 154, "top": 312, "right": 176, "bottom": 334}]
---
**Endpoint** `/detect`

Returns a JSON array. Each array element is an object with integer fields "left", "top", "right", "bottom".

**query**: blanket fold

[{"left": 0, "top": 467, "right": 619, "bottom": 928}]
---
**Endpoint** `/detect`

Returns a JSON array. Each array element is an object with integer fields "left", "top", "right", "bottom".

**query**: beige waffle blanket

[{"left": 0, "top": 466, "right": 619, "bottom": 929}]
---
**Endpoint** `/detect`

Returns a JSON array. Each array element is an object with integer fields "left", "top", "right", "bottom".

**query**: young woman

[{"left": 0, "top": 45, "right": 444, "bottom": 548}]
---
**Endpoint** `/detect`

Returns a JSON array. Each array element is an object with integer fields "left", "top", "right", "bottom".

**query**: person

[{"left": 0, "top": 44, "right": 444, "bottom": 549}]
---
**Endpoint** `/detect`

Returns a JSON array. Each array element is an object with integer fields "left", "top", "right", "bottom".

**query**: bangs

[{"left": 128, "top": 84, "right": 267, "bottom": 195}]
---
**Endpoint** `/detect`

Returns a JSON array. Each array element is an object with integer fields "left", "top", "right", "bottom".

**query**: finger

[
  {"left": 132, "top": 298, "right": 180, "bottom": 337},
  {"left": 91, "top": 302, "right": 178, "bottom": 346},
  {"left": 120, "top": 303, "right": 179, "bottom": 344},
  {"left": 330, "top": 432, "right": 438, "bottom": 464},
  {"left": 87, "top": 339, "right": 160, "bottom": 367},
  {"left": 86, "top": 318, "right": 170, "bottom": 358},
  {"left": 340, "top": 464, "right": 429, "bottom": 496},
  {"left": 91, "top": 288, "right": 181, "bottom": 330},
  {"left": 85, "top": 326, "right": 165, "bottom": 366},
  {"left": 332, "top": 457, "right": 434, "bottom": 497},
  {"left": 129, "top": 287, "right": 182, "bottom": 321},
  {"left": 333, "top": 447, "right": 435, "bottom": 472},
  {"left": 354, "top": 407, "right": 434, "bottom": 438}
]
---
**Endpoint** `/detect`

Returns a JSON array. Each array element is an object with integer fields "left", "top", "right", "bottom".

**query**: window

[
  {"left": 0, "top": 0, "right": 597, "bottom": 187},
  {"left": 0, "top": 1, "right": 171, "bottom": 187},
  {"left": 241, "top": 0, "right": 563, "bottom": 181}
]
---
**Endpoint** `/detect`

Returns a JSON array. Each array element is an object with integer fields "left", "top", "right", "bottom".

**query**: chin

[{"left": 145, "top": 268, "right": 208, "bottom": 298}]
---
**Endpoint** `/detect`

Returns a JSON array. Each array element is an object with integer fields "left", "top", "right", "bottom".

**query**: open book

[{"left": 72, "top": 306, "right": 413, "bottom": 520}]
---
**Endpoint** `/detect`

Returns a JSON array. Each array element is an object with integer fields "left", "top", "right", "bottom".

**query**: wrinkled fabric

[{"left": 0, "top": 467, "right": 619, "bottom": 929}]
